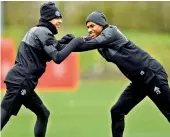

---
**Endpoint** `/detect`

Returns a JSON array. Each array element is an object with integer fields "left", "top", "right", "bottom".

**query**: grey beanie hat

[{"left": 86, "top": 11, "right": 107, "bottom": 27}]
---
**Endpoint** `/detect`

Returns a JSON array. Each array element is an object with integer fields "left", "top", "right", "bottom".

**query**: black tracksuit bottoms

[{"left": 110, "top": 68, "right": 170, "bottom": 137}]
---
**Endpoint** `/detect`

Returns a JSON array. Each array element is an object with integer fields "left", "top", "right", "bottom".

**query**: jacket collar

[{"left": 36, "top": 18, "right": 58, "bottom": 35}]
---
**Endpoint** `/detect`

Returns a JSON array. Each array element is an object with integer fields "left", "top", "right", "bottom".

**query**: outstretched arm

[
  {"left": 53, "top": 26, "right": 116, "bottom": 52},
  {"left": 74, "top": 26, "right": 116, "bottom": 52},
  {"left": 74, "top": 25, "right": 128, "bottom": 52},
  {"left": 36, "top": 28, "right": 83, "bottom": 64},
  {"left": 55, "top": 33, "right": 114, "bottom": 52},
  {"left": 43, "top": 37, "right": 83, "bottom": 63},
  {"left": 53, "top": 36, "right": 106, "bottom": 52},
  {"left": 73, "top": 38, "right": 104, "bottom": 52}
]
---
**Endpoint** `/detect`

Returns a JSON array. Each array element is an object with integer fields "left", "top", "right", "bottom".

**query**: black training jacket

[
  {"left": 74, "top": 25, "right": 164, "bottom": 83},
  {"left": 4, "top": 26, "right": 81, "bottom": 88}
]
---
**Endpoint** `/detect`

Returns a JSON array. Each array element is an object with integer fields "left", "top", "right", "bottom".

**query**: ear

[{"left": 99, "top": 25, "right": 104, "bottom": 32}]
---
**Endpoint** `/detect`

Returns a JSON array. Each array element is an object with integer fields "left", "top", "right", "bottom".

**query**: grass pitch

[{"left": 1, "top": 80, "right": 169, "bottom": 137}]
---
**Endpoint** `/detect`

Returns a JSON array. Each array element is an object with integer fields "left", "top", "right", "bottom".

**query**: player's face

[
  {"left": 49, "top": 18, "right": 62, "bottom": 30},
  {"left": 87, "top": 22, "right": 103, "bottom": 38}
]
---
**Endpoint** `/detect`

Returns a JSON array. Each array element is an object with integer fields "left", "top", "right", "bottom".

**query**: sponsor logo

[
  {"left": 21, "top": 89, "right": 27, "bottom": 96},
  {"left": 140, "top": 71, "right": 145, "bottom": 76},
  {"left": 154, "top": 86, "right": 161, "bottom": 95}
]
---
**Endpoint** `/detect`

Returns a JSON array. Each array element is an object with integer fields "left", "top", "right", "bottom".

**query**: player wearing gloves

[
  {"left": 0, "top": 2, "right": 83, "bottom": 137},
  {"left": 74, "top": 11, "right": 170, "bottom": 137}
]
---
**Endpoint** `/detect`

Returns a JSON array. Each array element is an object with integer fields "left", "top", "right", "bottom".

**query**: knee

[
  {"left": 110, "top": 106, "right": 124, "bottom": 121},
  {"left": 44, "top": 108, "right": 50, "bottom": 119},
  {"left": 38, "top": 105, "right": 50, "bottom": 119}
]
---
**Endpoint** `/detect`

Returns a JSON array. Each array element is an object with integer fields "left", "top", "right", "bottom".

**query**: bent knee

[
  {"left": 110, "top": 106, "right": 121, "bottom": 115},
  {"left": 110, "top": 107, "right": 124, "bottom": 121},
  {"left": 38, "top": 105, "right": 50, "bottom": 119},
  {"left": 44, "top": 108, "right": 50, "bottom": 118}
]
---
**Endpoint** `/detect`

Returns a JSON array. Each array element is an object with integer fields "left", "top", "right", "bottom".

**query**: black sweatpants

[
  {"left": 110, "top": 68, "right": 170, "bottom": 137},
  {"left": 1, "top": 80, "right": 50, "bottom": 137},
  {"left": 1, "top": 80, "right": 44, "bottom": 116}
]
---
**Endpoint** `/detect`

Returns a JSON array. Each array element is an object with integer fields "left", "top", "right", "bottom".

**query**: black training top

[
  {"left": 74, "top": 25, "right": 164, "bottom": 83},
  {"left": 4, "top": 24, "right": 82, "bottom": 88}
]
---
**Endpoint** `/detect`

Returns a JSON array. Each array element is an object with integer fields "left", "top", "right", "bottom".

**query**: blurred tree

[
  {"left": 3, "top": 1, "right": 170, "bottom": 32},
  {"left": 4, "top": 1, "right": 42, "bottom": 27}
]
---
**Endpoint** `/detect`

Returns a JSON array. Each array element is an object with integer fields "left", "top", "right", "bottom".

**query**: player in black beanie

[
  {"left": 37, "top": 2, "right": 63, "bottom": 35},
  {"left": 40, "top": 2, "right": 62, "bottom": 21},
  {"left": 0, "top": 2, "right": 84, "bottom": 137},
  {"left": 73, "top": 11, "right": 170, "bottom": 137}
]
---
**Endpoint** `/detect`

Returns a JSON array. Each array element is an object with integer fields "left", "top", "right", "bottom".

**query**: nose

[
  {"left": 58, "top": 18, "right": 62, "bottom": 24},
  {"left": 88, "top": 28, "right": 92, "bottom": 34}
]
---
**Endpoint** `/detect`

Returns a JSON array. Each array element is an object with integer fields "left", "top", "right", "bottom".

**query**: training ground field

[{"left": 1, "top": 80, "right": 169, "bottom": 137}]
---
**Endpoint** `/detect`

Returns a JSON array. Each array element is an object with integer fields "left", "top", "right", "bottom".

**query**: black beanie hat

[
  {"left": 86, "top": 11, "right": 107, "bottom": 27},
  {"left": 40, "top": 2, "right": 62, "bottom": 21}
]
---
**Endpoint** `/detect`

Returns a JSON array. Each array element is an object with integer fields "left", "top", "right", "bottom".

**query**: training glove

[{"left": 59, "top": 34, "right": 75, "bottom": 44}]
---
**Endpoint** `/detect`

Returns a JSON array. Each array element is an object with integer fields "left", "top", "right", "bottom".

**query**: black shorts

[{"left": 1, "top": 80, "right": 43, "bottom": 116}]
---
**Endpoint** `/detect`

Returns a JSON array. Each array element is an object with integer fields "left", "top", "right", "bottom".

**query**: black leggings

[
  {"left": 31, "top": 104, "right": 50, "bottom": 137},
  {"left": 110, "top": 74, "right": 170, "bottom": 137},
  {"left": 1, "top": 107, "right": 12, "bottom": 130},
  {"left": 1, "top": 104, "right": 50, "bottom": 137}
]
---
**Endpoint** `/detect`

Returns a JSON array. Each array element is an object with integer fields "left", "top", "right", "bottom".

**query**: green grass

[{"left": 1, "top": 80, "right": 170, "bottom": 137}]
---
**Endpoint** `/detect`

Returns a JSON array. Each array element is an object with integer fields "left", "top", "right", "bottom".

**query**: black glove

[{"left": 59, "top": 34, "right": 75, "bottom": 44}]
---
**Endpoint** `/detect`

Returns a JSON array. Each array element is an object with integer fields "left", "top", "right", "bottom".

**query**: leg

[
  {"left": 1, "top": 84, "right": 25, "bottom": 130},
  {"left": 147, "top": 69, "right": 170, "bottom": 123},
  {"left": 0, "top": 107, "right": 12, "bottom": 130},
  {"left": 111, "top": 83, "right": 146, "bottom": 137},
  {"left": 23, "top": 91, "right": 50, "bottom": 137},
  {"left": 149, "top": 84, "right": 170, "bottom": 123}
]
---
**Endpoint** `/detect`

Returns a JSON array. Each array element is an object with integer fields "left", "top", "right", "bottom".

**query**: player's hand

[
  {"left": 62, "top": 34, "right": 75, "bottom": 40},
  {"left": 59, "top": 34, "right": 75, "bottom": 44}
]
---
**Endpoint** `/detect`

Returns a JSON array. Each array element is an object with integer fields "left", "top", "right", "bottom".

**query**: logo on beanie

[{"left": 55, "top": 11, "right": 61, "bottom": 17}]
